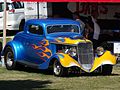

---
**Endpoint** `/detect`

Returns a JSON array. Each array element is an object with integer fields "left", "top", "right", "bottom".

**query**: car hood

[{"left": 46, "top": 32, "right": 91, "bottom": 45}]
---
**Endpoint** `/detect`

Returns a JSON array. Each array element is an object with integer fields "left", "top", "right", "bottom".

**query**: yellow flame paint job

[
  {"left": 55, "top": 37, "right": 91, "bottom": 44},
  {"left": 58, "top": 53, "right": 80, "bottom": 67},
  {"left": 58, "top": 51, "right": 116, "bottom": 73},
  {"left": 58, "top": 53, "right": 91, "bottom": 72},
  {"left": 90, "top": 51, "right": 116, "bottom": 72}
]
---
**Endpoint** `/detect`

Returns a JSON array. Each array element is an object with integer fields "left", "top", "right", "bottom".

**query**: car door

[{"left": 25, "top": 24, "right": 48, "bottom": 65}]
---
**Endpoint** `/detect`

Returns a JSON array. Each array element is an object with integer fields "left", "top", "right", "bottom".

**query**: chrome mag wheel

[
  {"left": 4, "top": 47, "right": 16, "bottom": 70},
  {"left": 53, "top": 60, "right": 68, "bottom": 77},
  {"left": 6, "top": 51, "right": 14, "bottom": 67}
]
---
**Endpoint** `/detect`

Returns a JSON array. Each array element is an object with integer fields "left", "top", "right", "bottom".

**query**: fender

[
  {"left": 52, "top": 53, "right": 81, "bottom": 68},
  {"left": 49, "top": 52, "right": 116, "bottom": 73},
  {"left": 90, "top": 51, "right": 116, "bottom": 72},
  {"left": 54, "top": 53, "right": 91, "bottom": 72},
  {"left": 2, "top": 40, "right": 24, "bottom": 61},
  {"left": 17, "top": 14, "right": 25, "bottom": 25},
  {"left": 37, "top": 54, "right": 60, "bottom": 69},
  {"left": 39, "top": 53, "right": 82, "bottom": 69}
]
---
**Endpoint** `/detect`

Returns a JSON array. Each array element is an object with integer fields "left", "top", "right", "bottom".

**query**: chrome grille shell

[{"left": 77, "top": 42, "right": 94, "bottom": 71}]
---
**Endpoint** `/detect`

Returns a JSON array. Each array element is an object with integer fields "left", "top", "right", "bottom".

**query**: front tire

[
  {"left": 4, "top": 47, "right": 16, "bottom": 70},
  {"left": 53, "top": 60, "right": 68, "bottom": 77},
  {"left": 102, "top": 65, "right": 113, "bottom": 75}
]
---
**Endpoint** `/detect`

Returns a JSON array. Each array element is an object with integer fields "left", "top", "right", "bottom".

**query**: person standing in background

[
  {"left": 72, "top": 12, "right": 85, "bottom": 31},
  {"left": 86, "top": 15, "right": 100, "bottom": 49},
  {"left": 72, "top": 12, "right": 101, "bottom": 49},
  {"left": 91, "top": 16, "right": 100, "bottom": 41}
]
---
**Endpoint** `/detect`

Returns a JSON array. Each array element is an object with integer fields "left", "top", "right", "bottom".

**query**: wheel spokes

[
  {"left": 54, "top": 61, "right": 61, "bottom": 75},
  {"left": 6, "top": 52, "right": 14, "bottom": 67}
]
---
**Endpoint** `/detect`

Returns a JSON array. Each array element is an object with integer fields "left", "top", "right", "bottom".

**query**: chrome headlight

[
  {"left": 64, "top": 46, "right": 77, "bottom": 57},
  {"left": 96, "top": 46, "right": 104, "bottom": 56},
  {"left": 57, "top": 45, "right": 77, "bottom": 57}
]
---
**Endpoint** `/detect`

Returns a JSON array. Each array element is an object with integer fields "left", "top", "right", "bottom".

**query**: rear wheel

[
  {"left": 102, "top": 65, "right": 113, "bottom": 75},
  {"left": 53, "top": 60, "right": 68, "bottom": 77},
  {"left": 4, "top": 47, "right": 16, "bottom": 70}
]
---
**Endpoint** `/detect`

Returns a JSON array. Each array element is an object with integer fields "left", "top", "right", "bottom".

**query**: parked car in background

[
  {"left": 0, "top": 0, "right": 25, "bottom": 31},
  {"left": 1, "top": 18, "right": 117, "bottom": 76}
]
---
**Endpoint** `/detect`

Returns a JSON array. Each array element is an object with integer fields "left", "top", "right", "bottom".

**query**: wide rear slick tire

[
  {"left": 4, "top": 47, "right": 16, "bottom": 70},
  {"left": 53, "top": 60, "right": 68, "bottom": 77}
]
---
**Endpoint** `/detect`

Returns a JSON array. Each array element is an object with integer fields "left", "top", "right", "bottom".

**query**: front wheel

[
  {"left": 102, "top": 65, "right": 113, "bottom": 75},
  {"left": 53, "top": 60, "right": 68, "bottom": 77},
  {"left": 4, "top": 47, "right": 16, "bottom": 70}
]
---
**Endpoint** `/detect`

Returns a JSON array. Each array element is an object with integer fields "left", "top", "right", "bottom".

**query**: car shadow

[
  {"left": 17, "top": 68, "right": 120, "bottom": 78},
  {"left": 0, "top": 80, "right": 52, "bottom": 90},
  {"left": 16, "top": 65, "right": 53, "bottom": 75},
  {"left": 13, "top": 65, "right": 120, "bottom": 77}
]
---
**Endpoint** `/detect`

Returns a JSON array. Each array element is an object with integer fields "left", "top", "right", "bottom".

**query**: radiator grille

[{"left": 78, "top": 42, "right": 94, "bottom": 70}]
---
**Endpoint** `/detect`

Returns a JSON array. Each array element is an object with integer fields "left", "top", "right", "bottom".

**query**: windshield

[{"left": 47, "top": 25, "right": 80, "bottom": 34}]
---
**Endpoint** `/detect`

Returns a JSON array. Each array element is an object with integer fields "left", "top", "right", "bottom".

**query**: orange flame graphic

[{"left": 32, "top": 39, "right": 52, "bottom": 62}]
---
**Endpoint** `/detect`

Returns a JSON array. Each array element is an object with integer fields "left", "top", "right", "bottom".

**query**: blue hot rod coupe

[{"left": 2, "top": 19, "right": 116, "bottom": 76}]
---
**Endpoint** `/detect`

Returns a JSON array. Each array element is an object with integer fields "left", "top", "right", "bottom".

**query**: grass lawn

[
  {"left": 0, "top": 66, "right": 120, "bottom": 90},
  {"left": 0, "top": 37, "right": 13, "bottom": 43}
]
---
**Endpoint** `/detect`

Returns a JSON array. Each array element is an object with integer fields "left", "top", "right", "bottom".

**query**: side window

[
  {"left": 12, "top": 2, "right": 24, "bottom": 9},
  {"left": 7, "top": 4, "right": 13, "bottom": 10},
  {"left": 29, "top": 25, "right": 43, "bottom": 35},
  {"left": 18, "top": 2, "right": 24, "bottom": 8},
  {"left": 13, "top": 2, "right": 19, "bottom": 9},
  {"left": 0, "top": 3, "right": 3, "bottom": 12}
]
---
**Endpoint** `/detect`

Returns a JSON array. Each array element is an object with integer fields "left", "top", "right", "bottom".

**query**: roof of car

[{"left": 26, "top": 18, "right": 80, "bottom": 26}]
